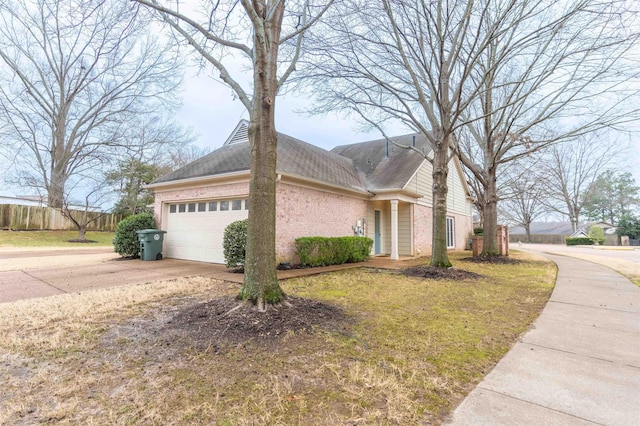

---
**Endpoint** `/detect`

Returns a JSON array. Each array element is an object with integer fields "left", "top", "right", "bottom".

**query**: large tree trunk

[
  {"left": 240, "top": 4, "right": 286, "bottom": 310},
  {"left": 482, "top": 170, "right": 500, "bottom": 256},
  {"left": 430, "top": 133, "right": 452, "bottom": 268},
  {"left": 525, "top": 224, "right": 531, "bottom": 242},
  {"left": 48, "top": 168, "right": 66, "bottom": 208}
]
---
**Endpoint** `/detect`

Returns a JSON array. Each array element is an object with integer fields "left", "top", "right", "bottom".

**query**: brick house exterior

[{"left": 148, "top": 121, "right": 473, "bottom": 264}]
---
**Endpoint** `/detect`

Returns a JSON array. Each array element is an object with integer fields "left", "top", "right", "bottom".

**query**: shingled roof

[
  {"left": 331, "top": 133, "right": 431, "bottom": 190},
  {"left": 152, "top": 131, "right": 368, "bottom": 193},
  {"left": 152, "top": 122, "right": 432, "bottom": 195}
]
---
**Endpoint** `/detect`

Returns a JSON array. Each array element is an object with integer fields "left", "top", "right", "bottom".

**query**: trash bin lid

[{"left": 136, "top": 229, "right": 167, "bottom": 234}]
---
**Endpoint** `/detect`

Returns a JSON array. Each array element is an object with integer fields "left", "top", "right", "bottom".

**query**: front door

[{"left": 374, "top": 210, "right": 381, "bottom": 254}]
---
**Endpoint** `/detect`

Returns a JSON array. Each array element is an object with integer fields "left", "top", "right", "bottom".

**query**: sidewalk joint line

[
  {"left": 475, "top": 385, "right": 604, "bottom": 425},
  {"left": 549, "top": 300, "right": 639, "bottom": 314},
  {"left": 523, "top": 342, "right": 640, "bottom": 369},
  {"left": 21, "top": 270, "right": 68, "bottom": 295}
]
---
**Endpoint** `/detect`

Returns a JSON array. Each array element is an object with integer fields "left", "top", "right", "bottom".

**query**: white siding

[
  {"left": 406, "top": 161, "right": 433, "bottom": 205},
  {"left": 398, "top": 202, "right": 412, "bottom": 256},
  {"left": 446, "top": 164, "right": 469, "bottom": 215},
  {"left": 406, "top": 159, "right": 471, "bottom": 216}
]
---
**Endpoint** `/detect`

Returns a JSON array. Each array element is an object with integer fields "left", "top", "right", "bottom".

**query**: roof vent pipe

[
  {"left": 385, "top": 138, "right": 389, "bottom": 158},
  {"left": 412, "top": 135, "right": 416, "bottom": 147}
]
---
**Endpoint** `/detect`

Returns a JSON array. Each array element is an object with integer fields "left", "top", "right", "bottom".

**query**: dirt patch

[
  {"left": 401, "top": 266, "right": 483, "bottom": 280},
  {"left": 105, "top": 295, "right": 352, "bottom": 357},
  {"left": 462, "top": 256, "right": 523, "bottom": 265},
  {"left": 166, "top": 296, "right": 350, "bottom": 346},
  {"left": 66, "top": 239, "right": 98, "bottom": 243}
]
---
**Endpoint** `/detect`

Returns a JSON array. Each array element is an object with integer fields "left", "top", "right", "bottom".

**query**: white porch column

[{"left": 390, "top": 199, "right": 399, "bottom": 260}]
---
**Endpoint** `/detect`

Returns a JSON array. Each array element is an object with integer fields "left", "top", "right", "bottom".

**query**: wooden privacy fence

[
  {"left": 509, "top": 233, "right": 621, "bottom": 246},
  {"left": 0, "top": 204, "right": 122, "bottom": 231},
  {"left": 509, "top": 234, "right": 566, "bottom": 244}
]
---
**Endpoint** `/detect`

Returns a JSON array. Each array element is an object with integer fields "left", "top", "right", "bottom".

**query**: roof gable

[
  {"left": 332, "top": 133, "right": 432, "bottom": 190},
  {"left": 224, "top": 120, "right": 249, "bottom": 145}
]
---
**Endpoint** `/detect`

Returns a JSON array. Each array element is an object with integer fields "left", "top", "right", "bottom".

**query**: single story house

[
  {"left": 569, "top": 229, "right": 590, "bottom": 238},
  {"left": 148, "top": 120, "right": 473, "bottom": 264}
]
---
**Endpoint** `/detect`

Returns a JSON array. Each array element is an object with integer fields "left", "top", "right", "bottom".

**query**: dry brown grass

[{"left": 0, "top": 251, "right": 556, "bottom": 424}]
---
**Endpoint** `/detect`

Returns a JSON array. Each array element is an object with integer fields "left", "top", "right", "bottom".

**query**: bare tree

[
  {"left": 60, "top": 178, "right": 113, "bottom": 242},
  {"left": 456, "top": 0, "right": 639, "bottom": 255},
  {"left": 301, "top": 0, "right": 639, "bottom": 260},
  {"left": 0, "top": 0, "right": 181, "bottom": 208},
  {"left": 134, "top": 0, "right": 334, "bottom": 310},
  {"left": 499, "top": 161, "right": 550, "bottom": 242},
  {"left": 300, "top": 0, "right": 533, "bottom": 267},
  {"left": 164, "top": 144, "right": 211, "bottom": 172},
  {"left": 540, "top": 135, "right": 618, "bottom": 232}
]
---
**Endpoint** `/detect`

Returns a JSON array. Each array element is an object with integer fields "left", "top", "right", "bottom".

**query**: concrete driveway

[
  {"left": 516, "top": 243, "right": 640, "bottom": 280},
  {"left": 0, "top": 247, "right": 414, "bottom": 304},
  {"left": 0, "top": 247, "right": 240, "bottom": 304}
]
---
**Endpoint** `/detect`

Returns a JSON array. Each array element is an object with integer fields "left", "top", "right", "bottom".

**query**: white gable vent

[{"left": 224, "top": 120, "right": 249, "bottom": 145}]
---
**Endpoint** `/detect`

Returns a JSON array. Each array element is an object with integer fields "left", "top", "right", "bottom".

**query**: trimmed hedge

[
  {"left": 113, "top": 212, "right": 156, "bottom": 257},
  {"left": 295, "top": 236, "right": 374, "bottom": 267},
  {"left": 566, "top": 237, "right": 594, "bottom": 246},
  {"left": 223, "top": 219, "right": 248, "bottom": 268}
]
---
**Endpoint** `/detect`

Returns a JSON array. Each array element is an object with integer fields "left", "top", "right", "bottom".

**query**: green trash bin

[{"left": 136, "top": 229, "right": 167, "bottom": 261}]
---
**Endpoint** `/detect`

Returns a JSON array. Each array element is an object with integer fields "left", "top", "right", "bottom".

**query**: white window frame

[{"left": 446, "top": 216, "right": 455, "bottom": 249}]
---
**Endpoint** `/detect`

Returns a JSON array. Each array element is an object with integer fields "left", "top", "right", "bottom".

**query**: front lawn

[
  {"left": 0, "top": 251, "right": 555, "bottom": 424},
  {"left": 0, "top": 230, "right": 115, "bottom": 247}
]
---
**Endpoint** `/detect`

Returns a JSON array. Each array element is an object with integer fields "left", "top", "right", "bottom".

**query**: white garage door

[{"left": 165, "top": 199, "right": 248, "bottom": 264}]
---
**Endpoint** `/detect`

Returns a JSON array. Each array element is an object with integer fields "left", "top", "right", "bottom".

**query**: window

[
  {"left": 446, "top": 217, "right": 455, "bottom": 249},
  {"left": 188, "top": 203, "right": 196, "bottom": 213},
  {"left": 198, "top": 202, "right": 206, "bottom": 212},
  {"left": 209, "top": 201, "right": 217, "bottom": 211},
  {"left": 244, "top": 199, "right": 249, "bottom": 210},
  {"left": 169, "top": 205, "right": 176, "bottom": 213},
  {"left": 220, "top": 201, "right": 229, "bottom": 211},
  {"left": 232, "top": 200, "right": 242, "bottom": 210},
  {"left": 178, "top": 204, "right": 186, "bottom": 213}
]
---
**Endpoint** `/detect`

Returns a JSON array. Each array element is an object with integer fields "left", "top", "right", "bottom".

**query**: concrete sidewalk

[
  {"left": 0, "top": 247, "right": 424, "bottom": 304},
  {"left": 446, "top": 251, "right": 640, "bottom": 425}
]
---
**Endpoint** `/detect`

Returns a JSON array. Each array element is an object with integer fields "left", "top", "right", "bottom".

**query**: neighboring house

[
  {"left": 509, "top": 222, "right": 586, "bottom": 236},
  {"left": 569, "top": 229, "right": 590, "bottom": 238},
  {"left": 588, "top": 221, "right": 617, "bottom": 234},
  {"left": 147, "top": 120, "right": 473, "bottom": 264},
  {"left": 0, "top": 195, "right": 46, "bottom": 207}
]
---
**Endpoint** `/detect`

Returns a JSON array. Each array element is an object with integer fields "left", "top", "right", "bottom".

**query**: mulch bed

[
  {"left": 161, "top": 296, "right": 350, "bottom": 347},
  {"left": 400, "top": 266, "right": 483, "bottom": 280}
]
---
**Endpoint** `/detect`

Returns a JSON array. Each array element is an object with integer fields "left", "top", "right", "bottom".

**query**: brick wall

[
  {"left": 275, "top": 182, "right": 368, "bottom": 261},
  {"left": 413, "top": 204, "right": 433, "bottom": 255},
  {"left": 153, "top": 180, "right": 472, "bottom": 262},
  {"left": 153, "top": 181, "right": 368, "bottom": 262},
  {"left": 153, "top": 182, "right": 250, "bottom": 228},
  {"left": 413, "top": 204, "right": 472, "bottom": 255},
  {"left": 454, "top": 211, "right": 473, "bottom": 250}
]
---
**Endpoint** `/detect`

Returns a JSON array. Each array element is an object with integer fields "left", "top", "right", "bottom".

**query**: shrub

[
  {"left": 113, "top": 212, "right": 156, "bottom": 257},
  {"left": 588, "top": 226, "right": 605, "bottom": 245},
  {"left": 565, "top": 237, "right": 594, "bottom": 246},
  {"left": 295, "top": 236, "right": 373, "bottom": 267},
  {"left": 617, "top": 214, "right": 640, "bottom": 239},
  {"left": 473, "top": 227, "right": 484, "bottom": 236},
  {"left": 223, "top": 219, "right": 248, "bottom": 268}
]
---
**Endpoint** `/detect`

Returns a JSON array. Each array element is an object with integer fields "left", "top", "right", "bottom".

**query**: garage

[{"left": 164, "top": 198, "right": 248, "bottom": 264}]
